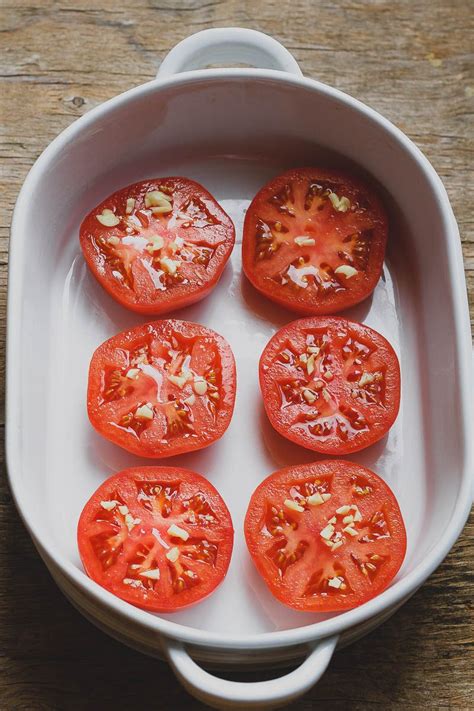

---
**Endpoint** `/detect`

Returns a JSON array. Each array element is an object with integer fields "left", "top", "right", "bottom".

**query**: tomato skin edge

[
  {"left": 242, "top": 166, "right": 388, "bottom": 315},
  {"left": 87, "top": 319, "right": 237, "bottom": 458},
  {"left": 244, "top": 460, "right": 407, "bottom": 612},
  {"left": 86, "top": 397, "right": 237, "bottom": 458},
  {"left": 259, "top": 315, "right": 401, "bottom": 455},
  {"left": 82, "top": 250, "right": 227, "bottom": 316},
  {"left": 242, "top": 263, "right": 384, "bottom": 317},
  {"left": 77, "top": 466, "right": 234, "bottom": 612},
  {"left": 80, "top": 176, "right": 235, "bottom": 316}
]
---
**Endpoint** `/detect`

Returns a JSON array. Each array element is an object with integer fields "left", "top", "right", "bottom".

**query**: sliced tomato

[
  {"left": 259, "top": 316, "right": 400, "bottom": 454},
  {"left": 80, "top": 177, "right": 235, "bottom": 314},
  {"left": 87, "top": 320, "right": 236, "bottom": 457},
  {"left": 78, "top": 467, "right": 234, "bottom": 611},
  {"left": 242, "top": 167, "right": 387, "bottom": 314},
  {"left": 245, "top": 460, "right": 406, "bottom": 612}
]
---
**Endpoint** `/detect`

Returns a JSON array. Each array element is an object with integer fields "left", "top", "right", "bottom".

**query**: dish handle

[
  {"left": 163, "top": 635, "right": 338, "bottom": 709},
  {"left": 157, "top": 28, "right": 302, "bottom": 78}
]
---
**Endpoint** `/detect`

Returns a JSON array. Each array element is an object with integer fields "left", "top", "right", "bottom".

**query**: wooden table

[{"left": 1, "top": 1, "right": 473, "bottom": 708}]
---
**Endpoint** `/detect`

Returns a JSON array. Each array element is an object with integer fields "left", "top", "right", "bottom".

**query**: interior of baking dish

[{"left": 9, "top": 75, "right": 468, "bottom": 638}]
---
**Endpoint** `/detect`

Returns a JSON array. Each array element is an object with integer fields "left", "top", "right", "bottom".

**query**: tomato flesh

[
  {"left": 87, "top": 319, "right": 236, "bottom": 457},
  {"left": 80, "top": 177, "right": 235, "bottom": 314},
  {"left": 259, "top": 316, "right": 400, "bottom": 454},
  {"left": 78, "top": 467, "right": 234, "bottom": 611},
  {"left": 242, "top": 167, "right": 387, "bottom": 314},
  {"left": 244, "top": 460, "right": 406, "bottom": 612}
]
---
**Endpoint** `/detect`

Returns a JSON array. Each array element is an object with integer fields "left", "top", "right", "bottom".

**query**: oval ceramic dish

[{"left": 7, "top": 28, "right": 473, "bottom": 709}]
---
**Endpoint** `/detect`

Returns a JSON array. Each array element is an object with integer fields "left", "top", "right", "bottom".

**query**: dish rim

[{"left": 6, "top": 67, "right": 473, "bottom": 651}]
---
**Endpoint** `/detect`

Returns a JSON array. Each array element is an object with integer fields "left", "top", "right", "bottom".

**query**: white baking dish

[{"left": 7, "top": 28, "right": 473, "bottom": 709}]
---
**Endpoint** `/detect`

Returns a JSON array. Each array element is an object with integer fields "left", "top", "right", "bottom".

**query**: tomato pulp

[
  {"left": 88, "top": 320, "right": 236, "bottom": 457},
  {"left": 78, "top": 467, "right": 234, "bottom": 611},
  {"left": 259, "top": 316, "right": 400, "bottom": 454},
  {"left": 80, "top": 177, "right": 235, "bottom": 314},
  {"left": 242, "top": 167, "right": 387, "bottom": 314},
  {"left": 244, "top": 460, "right": 406, "bottom": 612}
]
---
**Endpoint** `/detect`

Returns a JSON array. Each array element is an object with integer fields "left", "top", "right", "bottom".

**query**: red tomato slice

[
  {"left": 80, "top": 177, "right": 235, "bottom": 314},
  {"left": 259, "top": 316, "right": 400, "bottom": 454},
  {"left": 242, "top": 167, "right": 387, "bottom": 314},
  {"left": 87, "top": 320, "right": 236, "bottom": 457},
  {"left": 78, "top": 467, "right": 234, "bottom": 612},
  {"left": 245, "top": 460, "right": 406, "bottom": 612}
]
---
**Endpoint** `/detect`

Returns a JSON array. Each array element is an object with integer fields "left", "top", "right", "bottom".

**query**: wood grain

[{"left": 1, "top": 0, "right": 473, "bottom": 708}]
